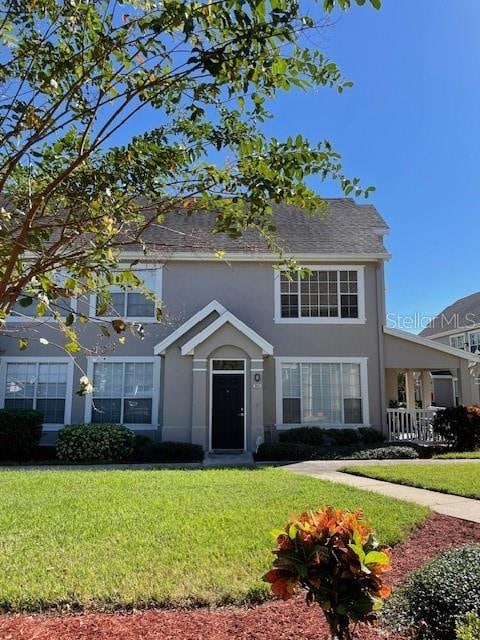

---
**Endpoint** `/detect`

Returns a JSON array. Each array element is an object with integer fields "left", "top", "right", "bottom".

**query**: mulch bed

[{"left": 1, "top": 513, "right": 480, "bottom": 640}]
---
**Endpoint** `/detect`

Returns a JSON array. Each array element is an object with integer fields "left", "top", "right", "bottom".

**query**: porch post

[
  {"left": 405, "top": 371, "right": 416, "bottom": 409},
  {"left": 191, "top": 358, "right": 209, "bottom": 450},
  {"left": 457, "top": 360, "right": 477, "bottom": 406},
  {"left": 420, "top": 370, "right": 432, "bottom": 409},
  {"left": 385, "top": 368, "right": 399, "bottom": 406}
]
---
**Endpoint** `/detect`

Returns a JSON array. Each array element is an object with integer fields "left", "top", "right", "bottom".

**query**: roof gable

[
  {"left": 153, "top": 300, "right": 226, "bottom": 355},
  {"left": 420, "top": 291, "right": 480, "bottom": 338},
  {"left": 180, "top": 311, "right": 274, "bottom": 356}
]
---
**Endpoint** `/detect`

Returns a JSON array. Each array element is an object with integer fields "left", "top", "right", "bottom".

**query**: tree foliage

[{"left": 0, "top": 0, "right": 380, "bottom": 351}]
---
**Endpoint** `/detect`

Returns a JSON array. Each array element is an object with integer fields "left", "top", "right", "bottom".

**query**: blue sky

[{"left": 260, "top": 0, "right": 480, "bottom": 332}]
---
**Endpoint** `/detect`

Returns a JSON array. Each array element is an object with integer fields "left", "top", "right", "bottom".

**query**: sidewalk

[{"left": 283, "top": 460, "right": 480, "bottom": 523}]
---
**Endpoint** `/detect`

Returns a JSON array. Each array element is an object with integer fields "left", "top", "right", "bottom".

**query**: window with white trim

[
  {"left": 91, "top": 361, "right": 154, "bottom": 424},
  {"left": 10, "top": 270, "right": 73, "bottom": 321},
  {"left": 278, "top": 268, "right": 361, "bottom": 320},
  {"left": 469, "top": 331, "right": 480, "bottom": 354},
  {"left": 449, "top": 334, "right": 466, "bottom": 350},
  {"left": 4, "top": 362, "right": 68, "bottom": 423},
  {"left": 281, "top": 362, "right": 363, "bottom": 425},
  {"left": 96, "top": 268, "right": 159, "bottom": 319}
]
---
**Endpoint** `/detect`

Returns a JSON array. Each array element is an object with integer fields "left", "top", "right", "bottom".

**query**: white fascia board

[
  {"left": 181, "top": 311, "right": 274, "bottom": 356},
  {"left": 153, "top": 300, "right": 226, "bottom": 355},
  {"left": 423, "top": 323, "right": 480, "bottom": 340},
  {"left": 118, "top": 251, "right": 391, "bottom": 262},
  {"left": 384, "top": 326, "right": 480, "bottom": 363}
]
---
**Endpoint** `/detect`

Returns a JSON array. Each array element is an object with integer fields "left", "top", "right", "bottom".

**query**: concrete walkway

[{"left": 283, "top": 460, "right": 480, "bottom": 523}]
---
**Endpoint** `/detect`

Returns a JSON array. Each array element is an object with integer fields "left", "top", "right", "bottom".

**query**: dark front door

[{"left": 211, "top": 373, "right": 245, "bottom": 449}]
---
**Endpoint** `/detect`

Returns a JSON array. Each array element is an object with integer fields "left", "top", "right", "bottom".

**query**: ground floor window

[
  {"left": 280, "top": 360, "right": 365, "bottom": 425},
  {"left": 91, "top": 360, "right": 154, "bottom": 425},
  {"left": 4, "top": 361, "right": 68, "bottom": 423}
]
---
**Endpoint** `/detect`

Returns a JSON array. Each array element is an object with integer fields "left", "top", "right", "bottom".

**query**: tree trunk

[{"left": 324, "top": 611, "right": 352, "bottom": 640}]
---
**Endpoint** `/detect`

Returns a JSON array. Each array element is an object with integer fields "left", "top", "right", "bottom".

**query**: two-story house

[
  {"left": 420, "top": 291, "right": 480, "bottom": 407},
  {"left": 2, "top": 200, "right": 479, "bottom": 451}
]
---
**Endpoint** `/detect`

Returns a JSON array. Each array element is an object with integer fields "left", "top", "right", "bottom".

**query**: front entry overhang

[{"left": 384, "top": 327, "right": 480, "bottom": 370}]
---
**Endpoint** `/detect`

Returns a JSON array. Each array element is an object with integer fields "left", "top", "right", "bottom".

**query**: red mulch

[{"left": 1, "top": 514, "right": 480, "bottom": 640}]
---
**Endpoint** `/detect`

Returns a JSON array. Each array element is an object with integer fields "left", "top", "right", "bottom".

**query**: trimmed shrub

[
  {"left": 358, "top": 426, "right": 386, "bottom": 444},
  {"left": 0, "top": 409, "right": 43, "bottom": 460},
  {"left": 278, "top": 426, "right": 384, "bottom": 447},
  {"left": 278, "top": 427, "right": 325, "bottom": 446},
  {"left": 254, "top": 442, "right": 319, "bottom": 461},
  {"left": 382, "top": 545, "right": 480, "bottom": 640},
  {"left": 255, "top": 442, "right": 417, "bottom": 462},
  {"left": 433, "top": 406, "right": 480, "bottom": 451},
  {"left": 348, "top": 446, "right": 418, "bottom": 460},
  {"left": 132, "top": 436, "right": 204, "bottom": 462},
  {"left": 456, "top": 613, "right": 480, "bottom": 640},
  {"left": 56, "top": 423, "right": 135, "bottom": 463},
  {"left": 323, "top": 427, "right": 362, "bottom": 445}
]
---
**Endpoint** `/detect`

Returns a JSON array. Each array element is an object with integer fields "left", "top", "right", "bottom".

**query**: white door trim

[{"left": 209, "top": 358, "right": 247, "bottom": 452}]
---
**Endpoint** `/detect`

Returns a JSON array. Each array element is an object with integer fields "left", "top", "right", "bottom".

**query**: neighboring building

[
  {"left": 2, "top": 200, "right": 479, "bottom": 451},
  {"left": 420, "top": 292, "right": 480, "bottom": 407}
]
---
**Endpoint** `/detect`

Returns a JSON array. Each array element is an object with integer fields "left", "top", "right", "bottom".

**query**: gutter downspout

[{"left": 376, "top": 260, "right": 387, "bottom": 434}]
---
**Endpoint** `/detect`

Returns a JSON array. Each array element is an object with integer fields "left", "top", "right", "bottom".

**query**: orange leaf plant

[{"left": 263, "top": 506, "right": 392, "bottom": 640}]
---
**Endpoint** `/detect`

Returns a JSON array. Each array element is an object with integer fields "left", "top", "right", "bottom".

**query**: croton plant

[{"left": 263, "top": 507, "right": 392, "bottom": 640}]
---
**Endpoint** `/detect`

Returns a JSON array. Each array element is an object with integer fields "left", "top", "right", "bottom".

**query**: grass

[
  {"left": 342, "top": 462, "right": 480, "bottom": 499},
  {"left": 0, "top": 467, "right": 428, "bottom": 612},
  {"left": 434, "top": 450, "right": 480, "bottom": 459}
]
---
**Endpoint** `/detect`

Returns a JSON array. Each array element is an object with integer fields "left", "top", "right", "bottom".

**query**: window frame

[
  {"left": 449, "top": 333, "right": 466, "bottom": 350},
  {"left": 7, "top": 269, "right": 78, "bottom": 324},
  {"left": 85, "top": 356, "right": 160, "bottom": 429},
  {"left": 274, "top": 356, "right": 369, "bottom": 428},
  {"left": 0, "top": 357, "right": 74, "bottom": 429},
  {"left": 468, "top": 330, "right": 480, "bottom": 354},
  {"left": 273, "top": 265, "right": 366, "bottom": 324},
  {"left": 90, "top": 265, "right": 163, "bottom": 323}
]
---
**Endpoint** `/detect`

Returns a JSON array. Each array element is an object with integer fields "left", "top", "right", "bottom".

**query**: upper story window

[
  {"left": 450, "top": 334, "right": 466, "bottom": 350},
  {"left": 469, "top": 331, "right": 480, "bottom": 353},
  {"left": 94, "top": 267, "right": 162, "bottom": 321},
  {"left": 274, "top": 266, "right": 365, "bottom": 323},
  {"left": 2, "top": 360, "right": 72, "bottom": 424},
  {"left": 9, "top": 270, "right": 74, "bottom": 322}
]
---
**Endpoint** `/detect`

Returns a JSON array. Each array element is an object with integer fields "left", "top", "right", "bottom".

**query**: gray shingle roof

[
  {"left": 1, "top": 196, "right": 388, "bottom": 256},
  {"left": 420, "top": 291, "right": 480, "bottom": 337},
  {"left": 134, "top": 199, "right": 389, "bottom": 255}
]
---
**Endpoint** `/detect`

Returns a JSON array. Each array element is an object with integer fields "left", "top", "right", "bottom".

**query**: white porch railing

[{"left": 386, "top": 408, "right": 443, "bottom": 442}]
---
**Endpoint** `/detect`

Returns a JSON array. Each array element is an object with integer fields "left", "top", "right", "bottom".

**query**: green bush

[
  {"left": 133, "top": 436, "right": 204, "bottom": 462},
  {"left": 324, "top": 427, "right": 362, "bottom": 445},
  {"left": 278, "top": 427, "right": 325, "bottom": 445},
  {"left": 348, "top": 446, "right": 418, "bottom": 460},
  {"left": 278, "top": 426, "right": 384, "bottom": 447},
  {"left": 358, "top": 427, "right": 385, "bottom": 444},
  {"left": 456, "top": 613, "right": 480, "bottom": 640},
  {"left": 254, "top": 442, "right": 319, "bottom": 461},
  {"left": 383, "top": 545, "right": 480, "bottom": 639},
  {"left": 255, "top": 442, "right": 417, "bottom": 462},
  {"left": 0, "top": 409, "right": 43, "bottom": 460},
  {"left": 56, "top": 423, "right": 135, "bottom": 463},
  {"left": 433, "top": 406, "right": 480, "bottom": 451}
]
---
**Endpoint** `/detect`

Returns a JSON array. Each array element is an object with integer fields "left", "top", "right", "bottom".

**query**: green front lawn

[
  {"left": 342, "top": 462, "right": 480, "bottom": 499},
  {"left": 435, "top": 451, "right": 480, "bottom": 459},
  {"left": 0, "top": 467, "right": 428, "bottom": 612}
]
